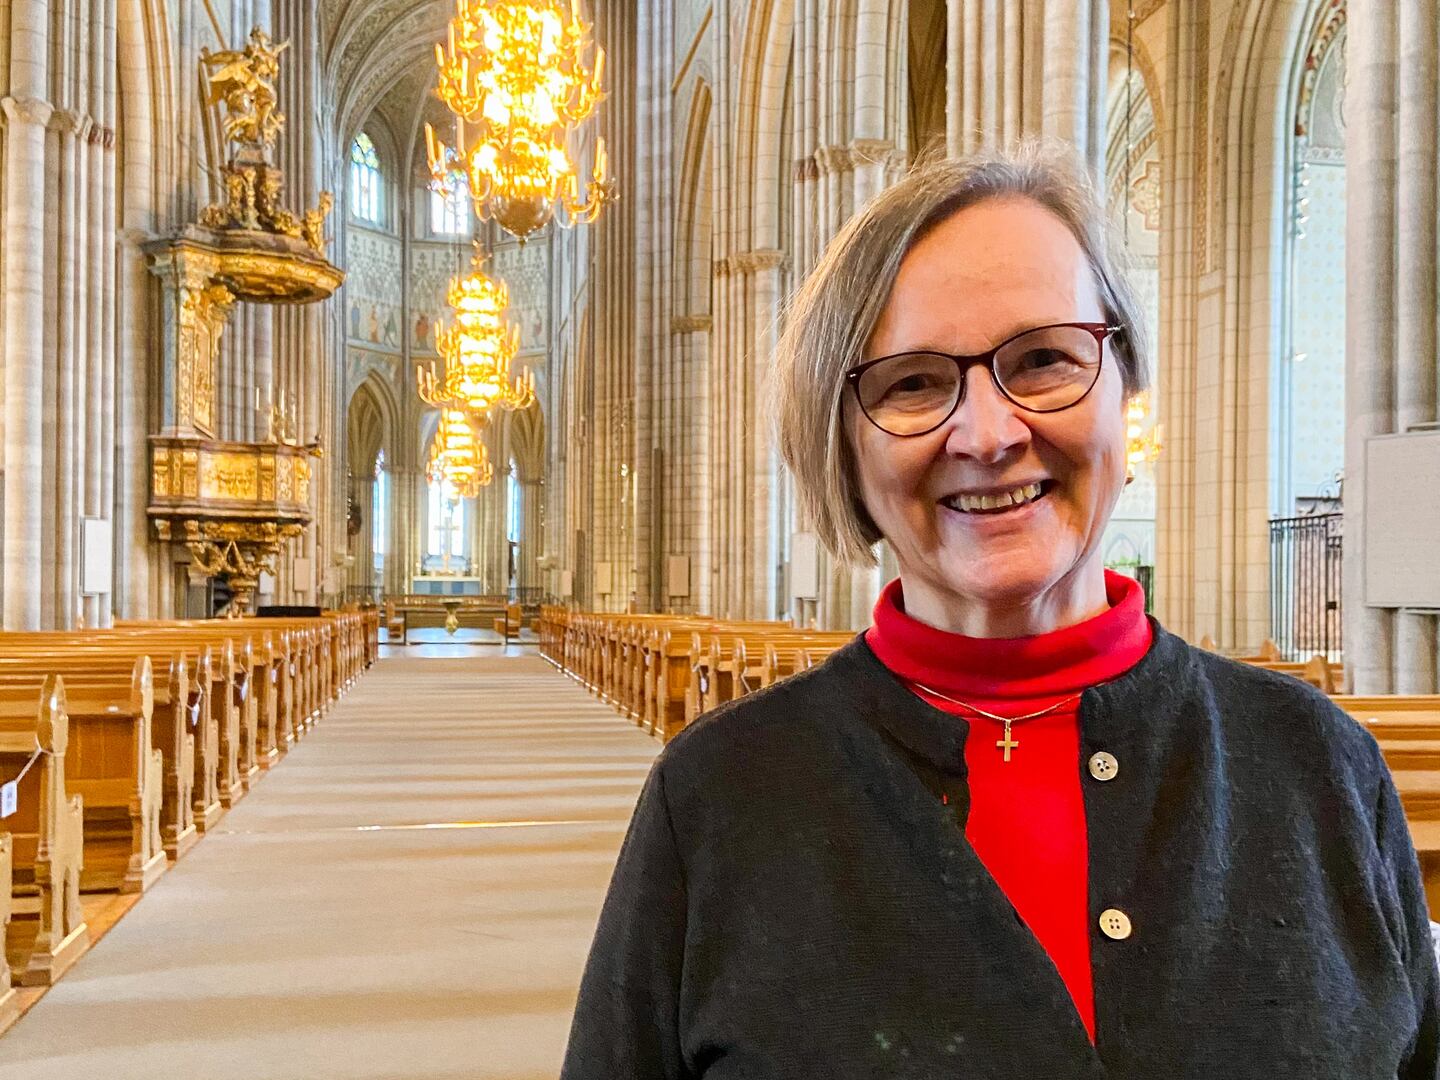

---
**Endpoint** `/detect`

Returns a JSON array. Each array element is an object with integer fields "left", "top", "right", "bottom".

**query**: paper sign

[{"left": 0, "top": 780, "right": 16, "bottom": 819}]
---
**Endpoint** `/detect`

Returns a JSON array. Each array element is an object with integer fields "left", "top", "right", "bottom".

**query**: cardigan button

[
  {"left": 1088, "top": 751, "right": 1119, "bottom": 782},
  {"left": 1099, "top": 908, "right": 1133, "bottom": 940}
]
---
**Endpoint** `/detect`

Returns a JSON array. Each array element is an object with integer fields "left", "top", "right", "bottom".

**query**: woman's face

[{"left": 845, "top": 196, "right": 1129, "bottom": 636}]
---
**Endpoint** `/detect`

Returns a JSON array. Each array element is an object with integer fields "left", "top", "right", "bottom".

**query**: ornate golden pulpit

[{"left": 145, "top": 28, "right": 343, "bottom": 613}]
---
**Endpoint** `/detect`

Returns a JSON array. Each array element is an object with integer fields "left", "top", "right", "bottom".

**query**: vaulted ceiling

[{"left": 323, "top": 0, "right": 450, "bottom": 146}]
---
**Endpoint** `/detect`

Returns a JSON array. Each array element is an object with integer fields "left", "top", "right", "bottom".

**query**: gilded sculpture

[
  {"left": 197, "top": 27, "right": 334, "bottom": 255},
  {"left": 200, "top": 27, "right": 288, "bottom": 153},
  {"left": 147, "top": 26, "right": 342, "bottom": 615}
]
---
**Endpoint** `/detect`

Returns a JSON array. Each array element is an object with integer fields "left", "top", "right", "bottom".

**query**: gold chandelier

[
  {"left": 1126, "top": 392, "right": 1163, "bottom": 469},
  {"left": 426, "top": 407, "right": 494, "bottom": 499},
  {"left": 416, "top": 253, "right": 536, "bottom": 418},
  {"left": 426, "top": 0, "right": 615, "bottom": 240}
]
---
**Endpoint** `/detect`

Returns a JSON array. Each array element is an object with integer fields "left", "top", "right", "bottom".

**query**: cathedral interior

[{"left": 0, "top": 0, "right": 1438, "bottom": 1075}]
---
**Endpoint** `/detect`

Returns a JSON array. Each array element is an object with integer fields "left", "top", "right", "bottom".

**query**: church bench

[
  {"left": 493, "top": 603, "right": 523, "bottom": 644},
  {"left": 383, "top": 597, "right": 513, "bottom": 645},
  {"left": 1250, "top": 655, "right": 1344, "bottom": 693},
  {"left": 1332, "top": 695, "right": 1440, "bottom": 916},
  {"left": 758, "top": 634, "right": 855, "bottom": 689},
  {"left": 1, "top": 639, "right": 223, "bottom": 835},
  {"left": 640, "top": 620, "right": 730, "bottom": 739},
  {"left": 10, "top": 630, "right": 252, "bottom": 812},
  {"left": 1198, "top": 636, "right": 1282, "bottom": 662},
  {"left": 538, "top": 605, "right": 571, "bottom": 667},
  {"left": 722, "top": 631, "right": 842, "bottom": 703},
  {"left": 0, "top": 658, "right": 165, "bottom": 894},
  {"left": 0, "top": 676, "right": 88, "bottom": 986},
  {"left": 0, "top": 833, "right": 15, "bottom": 1033},
  {"left": 121, "top": 618, "right": 322, "bottom": 743},
  {"left": 1, "top": 650, "right": 200, "bottom": 850}
]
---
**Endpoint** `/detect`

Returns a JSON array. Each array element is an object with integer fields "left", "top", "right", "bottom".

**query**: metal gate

[{"left": 1268, "top": 512, "right": 1343, "bottom": 661}]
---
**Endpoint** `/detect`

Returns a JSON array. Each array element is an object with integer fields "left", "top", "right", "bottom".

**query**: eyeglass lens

[{"left": 854, "top": 324, "right": 1103, "bottom": 436}]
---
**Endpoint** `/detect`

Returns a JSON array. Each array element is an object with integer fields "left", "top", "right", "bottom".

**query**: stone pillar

[
  {"left": 1343, "top": 0, "right": 1398, "bottom": 693},
  {"left": 743, "top": 248, "right": 785, "bottom": 620},
  {"left": 519, "top": 478, "right": 543, "bottom": 594},
  {"left": 2, "top": 90, "right": 53, "bottom": 629},
  {"left": 1393, "top": 0, "right": 1439, "bottom": 694},
  {"left": 351, "top": 476, "right": 376, "bottom": 596},
  {"left": 944, "top": 0, "right": 1106, "bottom": 171}
]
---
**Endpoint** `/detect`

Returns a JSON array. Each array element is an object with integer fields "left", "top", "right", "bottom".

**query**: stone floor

[{"left": 0, "top": 651, "right": 656, "bottom": 1080}]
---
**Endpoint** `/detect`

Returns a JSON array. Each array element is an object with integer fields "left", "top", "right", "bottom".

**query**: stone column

[
  {"left": 1343, "top": 0, "right": 1398, "bottom": 693},
  {"left": 743, "top": 248, "right": 785, "bottom": 620},
  {"left": 351, "top": 476, "right": 376, "bottom": 596},
  {"left": 519, "top": 478, "right": 544, "bottom": 594},
  {"left": 115, "top": 0, "right": 158, "bottom": 620},
  {"left": 2, "top": 90, "right": 53, "bottom": 629},
  {"left": 1394, "top": 0, "right": 1439, "bottom": 693}
]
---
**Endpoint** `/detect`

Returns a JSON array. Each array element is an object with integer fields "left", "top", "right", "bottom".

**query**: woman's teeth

[{"left": 944, "top": 482, "right": 1045, "bottom": 514}]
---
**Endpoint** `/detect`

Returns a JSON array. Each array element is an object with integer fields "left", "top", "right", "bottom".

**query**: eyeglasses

[{"left": 846, "top": 322, "right": 1122, "bottom": 437}]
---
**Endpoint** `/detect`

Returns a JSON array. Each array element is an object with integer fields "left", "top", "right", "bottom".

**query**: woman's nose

[{"left": 941, "top": 365, "right": 1032, "bottom": 462}]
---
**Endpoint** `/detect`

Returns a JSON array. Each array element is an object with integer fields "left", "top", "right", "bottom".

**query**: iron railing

[{"left": 1269, "top": 512, "right": 1343, "bottom": 661}]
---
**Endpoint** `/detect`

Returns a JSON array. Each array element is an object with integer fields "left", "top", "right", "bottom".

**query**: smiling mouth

[{"left": 940, "top": 481, "right": 1052, "bottom": 515}]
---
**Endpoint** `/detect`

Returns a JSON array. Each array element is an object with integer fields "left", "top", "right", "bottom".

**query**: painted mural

[
  {"left": 410, "top": 239, "right": 551, "bottom": 357},
  {"left": 492, "top": 241, "right": 551, "bottom": 357},
  {"left": 345, "top": 227, "right": 404, "bottom": 352}
]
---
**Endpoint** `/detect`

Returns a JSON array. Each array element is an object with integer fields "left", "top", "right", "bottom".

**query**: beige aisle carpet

[{"left": 0, "top": 653, "right": 656, "bottom": 1080}]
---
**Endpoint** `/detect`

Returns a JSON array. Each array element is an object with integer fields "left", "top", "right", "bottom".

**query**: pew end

[{"left": 0, "top": 676, "right": 89, "bottom": 986}]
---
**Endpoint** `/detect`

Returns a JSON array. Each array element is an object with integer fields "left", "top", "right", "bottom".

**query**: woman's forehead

[{"left": 867, "top": 199, "right": 1104, "bottom": 357}]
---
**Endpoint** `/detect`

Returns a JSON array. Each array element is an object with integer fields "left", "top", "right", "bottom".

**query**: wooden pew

[
  {"left": 493, "top": 603, "right": 523, "bottom": 644},
  {"left": 0, "top": 648, "right": 203, "bottom": 859},
  {"left": 1250, "top": 655, "right": 1344, "bottom": 693},
  {"left": 4, "top": 630, "right": 247, "bottom": 815},
  {"left": 0, "top": 676, "right": 88, "bottom": 986},
  {"left": 115, "top": 620, "right": 281, "bottom": 781},
  {"left": 0, "top": 657, "right": 165, "bottom": 893},
  {"left": 0, "top": 832, "right": 15, "bottom": 1033},
  {"left": 1334, "top": 695, "right": 1440, "bottom": 916},
  {"left": 759, "top": 633, "right": 854, "bottom": 689}
]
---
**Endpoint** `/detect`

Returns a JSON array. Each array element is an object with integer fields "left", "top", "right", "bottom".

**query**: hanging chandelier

[
  {"left": 425, "top": 0, "right": 615, "bottom": 240},
  {"left": 417, "top": 253, "right": 536, "bottom": 418},
  {"left": 1126, "top": 392, "right": 1163, "bottom": 469},
  {"left": 426, "top": 407, "right": 494, "bottom": 499}
]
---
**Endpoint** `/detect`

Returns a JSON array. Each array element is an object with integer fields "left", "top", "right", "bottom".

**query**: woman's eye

[
  {"left": 1020, "top": 349, "right": 1074, "bottom": 369},
  {"left": 888, "top": 374, "right": 934, "bottom": 395}
]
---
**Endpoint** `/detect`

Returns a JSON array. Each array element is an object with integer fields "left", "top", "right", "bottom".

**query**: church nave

[{"left": 0, "top": 653, "right": 653, "bottom": 1080}]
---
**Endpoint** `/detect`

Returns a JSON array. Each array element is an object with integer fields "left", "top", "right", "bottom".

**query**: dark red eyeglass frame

[{"left": 844, "top": 321, "right": 1124, "bottom": 437}]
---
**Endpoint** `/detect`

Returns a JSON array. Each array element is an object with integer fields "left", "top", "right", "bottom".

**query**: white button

[
  {"left": 1099, "top": 908, "right": 1132, "bottom": 940},
  {"left": 1088, "top": 751, "right": 1119, "bottom": 782}
]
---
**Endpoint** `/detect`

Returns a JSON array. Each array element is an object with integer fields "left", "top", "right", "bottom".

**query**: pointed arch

[{"left": 675, "top": 78, "right": 714, "bottom": 314}]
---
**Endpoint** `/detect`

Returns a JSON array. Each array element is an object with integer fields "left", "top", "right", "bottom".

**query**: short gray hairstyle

[{"left": 771, "top": 141, "right": 1152, "bottom": 567}]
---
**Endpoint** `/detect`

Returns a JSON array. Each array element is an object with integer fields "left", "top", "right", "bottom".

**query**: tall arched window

[
  {"left": 1102, "top": 59, "right": 1162, "bottom": 584},
  {"left": 506, "top": 464, "right": 521, "bottom": 546},
  {"left": 1275, "top": 12, "right": 1347, "bottom": 517},
  {"left": 426, "top": 479, "right": 469, "bottom": 572},
  {"left": 350, "top": 132, "right": 383, "bottom": 225},
  {"left": 372, "top": 449, "right": 388, "bottom": 580},
  {"left": 430, "top": 175, "right": 471, "bottom": 236}
]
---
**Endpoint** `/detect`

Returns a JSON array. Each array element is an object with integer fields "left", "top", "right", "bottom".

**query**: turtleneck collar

[{"left": 864, "top": 569, "right": 1153, "bottom": 701}]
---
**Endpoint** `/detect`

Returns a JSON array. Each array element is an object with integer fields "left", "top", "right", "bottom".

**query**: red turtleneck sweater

[{"left": 864, "top": 570, "right": 1152, "bottom": 1042}]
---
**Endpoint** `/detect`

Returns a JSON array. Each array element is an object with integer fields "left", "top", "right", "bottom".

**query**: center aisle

[{"left": 0, "top": 653, "right": 657, "bottom": 1080}]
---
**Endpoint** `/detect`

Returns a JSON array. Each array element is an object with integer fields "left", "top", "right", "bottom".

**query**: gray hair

[{"left": 771, "top": 141, "right": 1152, "bottom": 567}]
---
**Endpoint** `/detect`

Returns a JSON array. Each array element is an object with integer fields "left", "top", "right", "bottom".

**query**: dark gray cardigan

[{"left": 561, "top": 625, "right": 1439, "bottom": 1079}]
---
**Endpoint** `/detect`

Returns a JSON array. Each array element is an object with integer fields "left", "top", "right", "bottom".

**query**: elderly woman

[{"left": 560, "top": 146, "right": 1438, "bottom": 1078}]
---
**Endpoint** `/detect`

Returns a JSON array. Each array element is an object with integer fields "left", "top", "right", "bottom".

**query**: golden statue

[
  {"left": 201, "top": 27, "right": 289, "bottom": 154},
  {"left": 196, "top": 27, "right": 333, "bottom": 253}
]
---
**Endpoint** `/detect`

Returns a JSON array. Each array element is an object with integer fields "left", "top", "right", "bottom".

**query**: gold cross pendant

[{"left": 996, "top": 720, "right": 1019, "bottom": 762}]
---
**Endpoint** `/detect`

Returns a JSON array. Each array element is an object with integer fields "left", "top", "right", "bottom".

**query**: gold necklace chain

[{"left": 907, "top": 681, "right": 1085, "bottom": 763}]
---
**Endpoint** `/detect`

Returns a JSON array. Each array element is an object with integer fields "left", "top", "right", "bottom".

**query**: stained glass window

[
  {"left": 350, "top": 133, "right": 383, "bottom": 224},
  {"left": 430, "top": 174, "right": 470, "bottom": 235}
]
